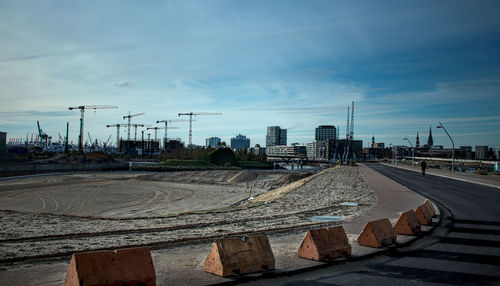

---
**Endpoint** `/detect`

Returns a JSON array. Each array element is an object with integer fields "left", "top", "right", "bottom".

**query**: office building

[
  {"left": 251, "top": 144, "right": 266, "bottom": 156},
  {"left": 266, "top": 145, "right": 306, "bottom": 157},
  {"left": 315, "top": 125, "right": 336, "bottom": 141},
  {"left": 165, "top": 139, "right": 184, "bottom": 154},
  {"left": 206, "top": 137, "right": 221, "bottom": 148},
  {"left": 231, "top": 134, "right": 250, "bottom": 150},
  {"left": 494, "top": 147, "right": 500, "bottom": 160},
  {"left": 306, "top": 142, "right": 317, "bottom": 159},
  {"left": 0, "top": 132, "right": 6, "bottom": 153},
  {"left": 266, "top": 126, "right": 287, "bottom": 147},
  {"left": 475, "top": 146, "right": 488, "bottom": 160}
]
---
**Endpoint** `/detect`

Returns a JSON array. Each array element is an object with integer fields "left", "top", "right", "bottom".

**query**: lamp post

[
  {"left": 403, "top": 137, "right": 415, "bottom": 165},
  {"left": 389, "top": 143, "right": 396, "bottom": 164},
  {"left": 436, "top": 122, "right": 455, "bottom": 173}
]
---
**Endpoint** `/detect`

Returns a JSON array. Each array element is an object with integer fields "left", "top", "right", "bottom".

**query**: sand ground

[{"left": 0, "top": 166, "right": 375, "bottom": 264}]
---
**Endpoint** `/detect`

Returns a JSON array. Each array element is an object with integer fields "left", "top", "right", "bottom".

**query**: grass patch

[
  {"left": 238, "top": 160, "right": 273, "bottom": 169},
  {"left": 159, "top": 159, "right": 216, "bottom": 167}
]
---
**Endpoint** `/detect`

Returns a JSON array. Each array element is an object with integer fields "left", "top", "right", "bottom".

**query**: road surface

[{"left": 241, "top": 163, "right": 500, "bottom": 285}]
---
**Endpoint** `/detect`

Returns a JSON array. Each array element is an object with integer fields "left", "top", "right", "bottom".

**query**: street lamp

[
  {"left": 436, "top": 122, "right": 455, "bottom": 173},
  {"left": 403, "top": 137, "right": 414, "bottom": 165},
  {"left": 389, "top": 143, "right": 397, "bottom": 164}
]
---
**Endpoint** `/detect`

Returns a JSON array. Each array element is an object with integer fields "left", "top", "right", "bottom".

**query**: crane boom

[
  {"left": 178, "top": 112, "right": 222, "bottom": 147},
  {"left": 147, "top": 126, "right": 179, "bottom": 141},
  {"left": 156, "top": 119, "right": 190, "bottom": 143},
  {"left": 68, "top": 105, "right": 118, "bottom": 152},
  {"left": 106, "top": 124, "right": 128, "bottom": 149},
  {"left": 122, "top": 112, "right": 145, "bottom": 141}
]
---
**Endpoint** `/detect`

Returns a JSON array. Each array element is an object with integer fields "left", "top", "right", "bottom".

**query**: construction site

[
  {"left": 0, "top": 102, "right": 486, "bottom": 285},
  {"left": 3, "top": 106, "right": 225, "bottom": 156},
  {"left": 0, "top": 163, "right": 394, "bottom": 284}
]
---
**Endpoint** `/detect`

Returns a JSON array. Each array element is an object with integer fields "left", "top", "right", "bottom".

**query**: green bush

[{"left": 208, "top": 148, "right": 239, "bottom": 167}]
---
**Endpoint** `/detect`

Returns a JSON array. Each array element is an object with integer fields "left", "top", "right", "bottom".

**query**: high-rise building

[
  {"left": 315, "top": 125, "right": 336, "bottom": 141},
  {"left": 0, "top": 132, "right": 6, "bottom": 153},
  {"left": 266, "top": 126, "right": 287, "bottom": 147},
  {"left": 231, "top": 134, "right": 250, "bottom": 150},
  {"left": 206, "top": 137, "right": 221, "bottom": 148}
]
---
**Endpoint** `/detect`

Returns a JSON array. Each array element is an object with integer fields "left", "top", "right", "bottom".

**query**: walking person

[{"left": 421, "top": 160, "right": 427, "bottom": 177}]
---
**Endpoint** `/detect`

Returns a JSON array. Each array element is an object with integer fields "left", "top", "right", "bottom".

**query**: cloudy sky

[{"left": 1, "top": 0, "right": 499, "bottom": 148}]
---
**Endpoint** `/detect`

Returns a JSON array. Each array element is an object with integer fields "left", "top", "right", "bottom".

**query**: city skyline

[{"left": 1, "top": 1, "right": 500, "bottom": 148}]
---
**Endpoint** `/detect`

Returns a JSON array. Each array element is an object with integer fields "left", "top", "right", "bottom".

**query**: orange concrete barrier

[
  {"left": 357, "top": 218, "right": 397, "bottom": 248},
  {"left": 64, "top": 247, "right": 155, "bottom": 286},
  {"left": 204, "top": 235, "right": 275, "bottom": 277},
  {"left": 415, "top": 204, "right": 433, "bottom": 225},
  {"left": 297, "top": 226, "right": 351, "bottom": 261},
  {"left": 393, "top": 210, "right": 421, "bottom": 235},
  {"left": 423, "top": 199, "right": 436, "bottom": 217}
]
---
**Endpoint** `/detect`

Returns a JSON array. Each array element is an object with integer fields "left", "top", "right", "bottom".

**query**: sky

[{"left": 1, "top": 0, "right": 499, "bottom": 149}]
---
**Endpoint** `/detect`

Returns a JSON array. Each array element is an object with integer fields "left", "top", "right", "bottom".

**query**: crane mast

[
  {"left": 147, "top": 126, "right": 180, "bottom": 141},
  {"left": 350, "top": 101, "right": 354, "bottom": 140},
  {"left": 69, "top": 105, "right": 118, "bottom": 152},
  {"left": 156, "top": 119, "right": 190, "bottom": 143},
  {"left": 122, "top": 112, "right": 145, "bottom": 141},
  {"left": 106, "top": 124, "right": 127, "bottom": 148},
  {"left": 177, "top": 112, "right": 222, "bottom": 147}
]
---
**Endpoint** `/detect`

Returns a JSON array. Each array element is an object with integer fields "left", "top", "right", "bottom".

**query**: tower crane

[
  {"left": 147, "top": 126, "right": 180, "bottom": 141},
  {"left": 106, "top": 124, "right": 128, "bottom": 148},
  {"left": 178, "top": 112, "right": 222, "bottom": 147},
  {"left": 156, "top": 119, "right": 191, "bottom": 142},
  {"left": 131, "top": 124, "right": 151, "bottom": 141},
  {"left": 68, "top": 105, "right": 118, "bottom": 152},
  {"left": 123, "top": 111, "right": 145, "bottom": 141}
]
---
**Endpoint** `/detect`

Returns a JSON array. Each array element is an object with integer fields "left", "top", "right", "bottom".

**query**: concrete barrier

[
  {"left": 393, "top": 210, "right": 421, "bottom": 235},
  {"left": 64, "top": 247, "right": 155, "bottom": 286},
  {"left": 357, "top": 218, "right": 397, "bottom": 248},
  {"left": 415, "top": 204, "right": 433, "bottom": 225},
  {"left": 297, "top": 226, "right": 351, "bottom": 261},
  {"left": 204, "top": 235, "right": 275, "bottom": 277},
  {"left": 423, "top": 199, "right": 436, "bottom": 217}
]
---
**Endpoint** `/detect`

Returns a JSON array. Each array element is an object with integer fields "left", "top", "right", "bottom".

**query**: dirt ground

[{"left": 0, "top": 166, "right": 375, "bottom": 262}]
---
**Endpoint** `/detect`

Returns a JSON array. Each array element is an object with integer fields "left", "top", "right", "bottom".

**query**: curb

[
  {"left": 206, "top": 200, "right": 441, "bottom": 286},
  {"left": 384, "top": 163, "right": 500, "bottom": 190}
]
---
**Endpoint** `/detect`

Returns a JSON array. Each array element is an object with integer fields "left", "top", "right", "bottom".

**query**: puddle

[
  {"left": 340, "top": 202, "right": 358, "bottom": 206},
  {"left": 310, "top": 216, "right": 343, "bottom": 222}
]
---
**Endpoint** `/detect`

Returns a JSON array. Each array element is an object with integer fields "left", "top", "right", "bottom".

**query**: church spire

[
  {"left": 427, "top": 126, "right": 433, "bottom": 146},
  {"left": 416, "top": 131, "right": 420, "bottom": 148}
]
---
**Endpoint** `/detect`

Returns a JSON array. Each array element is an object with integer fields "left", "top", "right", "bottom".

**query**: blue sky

[{"left": 1, "top": 0, "right": 499, "bottom": 148}]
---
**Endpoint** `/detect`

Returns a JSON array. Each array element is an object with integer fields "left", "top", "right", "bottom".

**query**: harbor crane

[
  {"left": 68, "top": 105, "right": 118, "bottom": 152},
  {"left": 178, "top": 112, "right": 222, "bottom": 147},
  {"left": 36, "top": 121, "right": 51, "bottom": 147},
  {"left": 156, "top": 119, "right": 190, "bottom": 142},
  {"left": 105, "top": 135, "right": 112, "bottom": 147},
  {"left": 123, "top": 112, "right": 145, "bottom": 141},
  {"left": 147, "top": 126, "right": 179, "bottom": 141}
]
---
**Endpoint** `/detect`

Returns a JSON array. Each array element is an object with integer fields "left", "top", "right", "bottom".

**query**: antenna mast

[
  {"left": 346, "top": 106, "right": 350, "bottom": 140},
  {"left": 350, "top": 101, "right": 354, "bottom": 140}
]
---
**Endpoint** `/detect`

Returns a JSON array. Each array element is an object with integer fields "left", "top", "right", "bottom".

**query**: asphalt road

[{"left": 240, "top": 163, "right": 500, "bottom": 285}]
